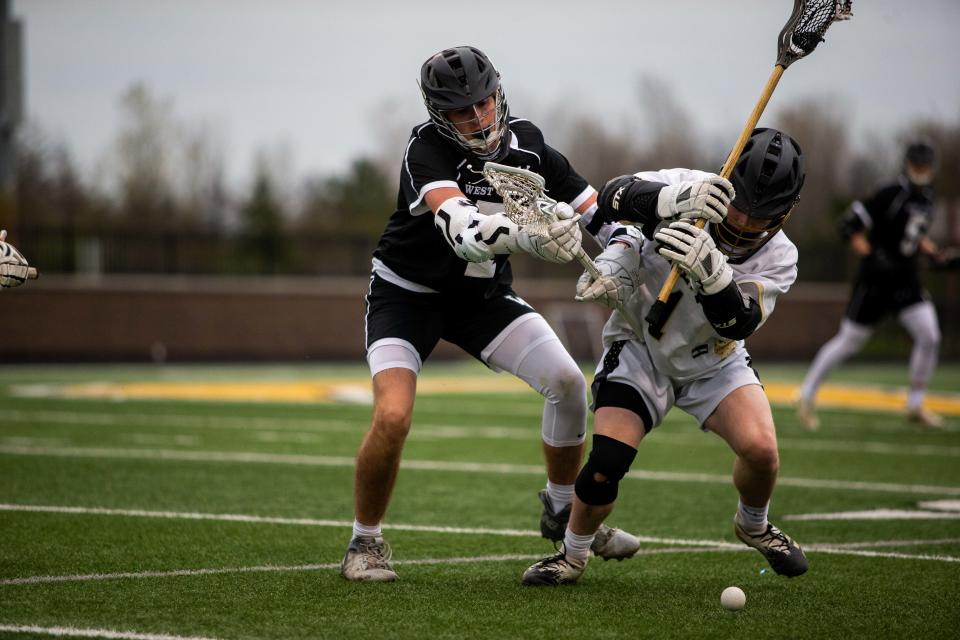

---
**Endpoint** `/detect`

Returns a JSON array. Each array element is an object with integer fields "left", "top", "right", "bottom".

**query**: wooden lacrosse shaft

[{"left": 646, "top": 65, "right": 785, "bottom": 336}]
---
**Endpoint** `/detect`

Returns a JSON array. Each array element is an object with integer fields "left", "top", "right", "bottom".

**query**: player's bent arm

[
  {"left": 593, "top": 174, "right": 733, "bottom": 240},
  {"left": 425, "top": 187, "right": 580, "bottom": 264},
  {"left": 696, "top": 282, "right": 763, "bottom": 341}
]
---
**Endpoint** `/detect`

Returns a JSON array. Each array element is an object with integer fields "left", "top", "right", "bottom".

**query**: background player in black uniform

[
  {"left": 798, "top": 140, "right": 945, "bottom": 429},
  {"left": 341, "top": 45, "right": 673, "bottom": 581}
]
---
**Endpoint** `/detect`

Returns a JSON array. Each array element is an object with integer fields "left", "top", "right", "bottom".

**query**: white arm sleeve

[{"left": 433, "top": 196, "right": 525, "bottom": 262}]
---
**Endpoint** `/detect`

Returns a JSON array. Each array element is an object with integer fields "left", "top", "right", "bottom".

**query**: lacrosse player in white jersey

[
  {"left": 342, "top": 45, "right": 662, "bottom": 582},
  {"left": 522, "top": 128, "right": 810, "bottom": 586},
  {"left": 0, "top": 230, "right": 33, "bottom": 289}
]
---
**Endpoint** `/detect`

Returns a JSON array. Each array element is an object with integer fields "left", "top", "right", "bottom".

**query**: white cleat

[
  {"left": 907, "top": 407, "right": 945, "bottom": 429},
  {"left": 797, "top": 396, "right": 820, "bottom": 431},
  {"left": 340, "top": 536, "right": 398, "bottom": 582},
  {"left": 591, "top": 524, "right": 640, "bottom": 560}
]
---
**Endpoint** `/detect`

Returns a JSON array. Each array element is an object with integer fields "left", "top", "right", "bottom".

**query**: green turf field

[{"left": 0, "top": 362, "right": 958, "bottom": 639}]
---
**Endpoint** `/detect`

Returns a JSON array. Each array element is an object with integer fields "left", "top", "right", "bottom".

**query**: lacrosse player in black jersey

[
  {"left": 799, "top": 139, "right": 946, "bottom": 429},
  {"left": 342, "top": 45, "right": 705, "bottom": 581}
]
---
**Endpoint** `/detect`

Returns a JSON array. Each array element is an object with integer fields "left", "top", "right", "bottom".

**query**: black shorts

[
  {"left": 845, "top": 278, "right": 927, "bottom": 325},
  {"left": 364, "top": 274, "right": 537, "bottom": 363}
]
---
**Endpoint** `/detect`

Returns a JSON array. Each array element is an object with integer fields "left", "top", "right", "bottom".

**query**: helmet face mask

[
  {"left": 419, "top": 46, "right": 511, "bottom": 161},
  {"left": 425, "top": 85, "right": 509, "bottom": 160},
  {"left": 713, "top": 128, "right": 805, "bottom": 263},
  {"left": 711, "top": 204, "right": 796, "bottom": 264},
  {"left": 904, "top": 139, "right": 937, "bottom": 187}
]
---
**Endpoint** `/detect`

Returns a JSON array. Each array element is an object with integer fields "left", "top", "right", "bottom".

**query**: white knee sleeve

[
  {"left": 367, "top": 338, "right": 422, "bottom": 376},
  {"left": 484, "top": 314, "right": 588, "bottom": 447}
]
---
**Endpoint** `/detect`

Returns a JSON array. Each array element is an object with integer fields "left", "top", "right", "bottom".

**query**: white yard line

[
  {"left": 809, "top": 538, "right": 960, "bottom": 549},
  {"left": 0, "top": 625, "right": 220, "bottom": 640},
  {"left": 0, "top": 504, "right": 538, "bottom": 538},
  {"left": 2, "top": 443, "right": 959, "bottom": 496},
  {"left": 5, "top": 409, "right": 960, "bottom": 456},
  {"left": 785, "top": 509, "right": 960, "bottom": 521},
  {"left": 805, "top": 547, "right": 960, "bottom": 563},
  {"left": 1, "top": 502, "right": 958, "bottom": 581}
]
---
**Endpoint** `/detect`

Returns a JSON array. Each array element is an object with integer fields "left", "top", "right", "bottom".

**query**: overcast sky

[{"left": 13, "top": 0, "right": 960, "bottom": 186}]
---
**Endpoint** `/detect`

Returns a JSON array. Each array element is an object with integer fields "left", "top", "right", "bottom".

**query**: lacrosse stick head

[
  {"left": 777, "top": 0, "right": 853, "bottom": 68},
  {"left": 481, "top": 162, "right": 556, "bottom": 237}
]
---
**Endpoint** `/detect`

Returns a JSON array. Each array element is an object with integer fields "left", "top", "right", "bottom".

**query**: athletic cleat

[
  {"left": 522, "top": 549, "right": 586, "bottom": 586},
  {"left": 537, "top": 489, "right": 570, "bottom": 542},
  {"left": 907, "top": 407, "right": 944, "bottom": 429},
  {"left": 340, "top": 536, "right": 397, "bottom": 582},
  {"left": 734, "top": 519, "right": 808, "bottom": 577},
  {"left": 591, "top": 524, "right": 641, "bottom": 560},
  {"left": 797, "top": 396, "right": 819, "bottom": 431}
]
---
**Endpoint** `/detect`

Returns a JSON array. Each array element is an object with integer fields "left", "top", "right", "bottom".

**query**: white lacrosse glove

[
  {"left": 656, "top": 176, "right": 734, "bottom": 224},
  {"left": 519, "top": 201, "right": 582, "bottom": 264},
  {"left": 655, "top": 220, "right": 733, "bottom": 295},
  {"left": 0, "top": 229, "right": 31, "bottom": 289},
  {"left": 575, "top": 240, "right": 641, "bottom": 309}
]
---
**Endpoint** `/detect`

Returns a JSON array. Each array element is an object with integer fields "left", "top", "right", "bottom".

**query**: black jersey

[
  {"left": 841, "top": 175, "right": 935, "bottom": 282},
  {"left": 373, "top": 117, "right": 592, "bottom": 297}
]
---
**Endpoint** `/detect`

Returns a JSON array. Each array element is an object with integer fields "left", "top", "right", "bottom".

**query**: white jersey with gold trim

[{"left": 602, "top": 168, "right": 798, "bottom": 383}]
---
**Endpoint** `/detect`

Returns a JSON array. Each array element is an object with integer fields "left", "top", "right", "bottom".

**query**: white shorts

[{"left": 590, "top": 338, "right": 761, "bottom": 430}]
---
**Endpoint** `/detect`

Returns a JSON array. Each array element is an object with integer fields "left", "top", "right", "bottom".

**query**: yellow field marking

[
  {"left": 764, "top": 382, "right": 960, "bottom": 416},
  {"left": 51, "top": 378, "right": 960, "bottom": 416}
]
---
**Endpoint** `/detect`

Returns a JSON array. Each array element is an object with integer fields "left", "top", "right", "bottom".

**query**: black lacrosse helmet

[
  {"left": 905, "top": 138, "right": 936, "bottom": 167},
  {"left": 712, "top": 128, "right": 805, "bottom": 263},
  {"left": 419, "top": 46, "right": 511, "bottom": 161}
]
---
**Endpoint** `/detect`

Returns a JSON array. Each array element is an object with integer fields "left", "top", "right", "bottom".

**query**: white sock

[
  {"left": 546, "top": 481, "right": 575, "bottom": 513},
  {"left": 352, "top": 519, "right": 382, "bottom": 540},
  {"left": 736, "top": 500, "right": 769, "bottom": 534},
  {"left": 563, "top": 527, "right": 594, "bottom": 563},
  {"left": 907, "top": 389, "right": 924, "bottom": 413}
]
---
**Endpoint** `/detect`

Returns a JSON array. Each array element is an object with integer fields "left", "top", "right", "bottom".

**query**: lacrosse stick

[
  {"left": 645, "top": 0, "right": 853, "bottom": 339},
  {"left": 0, "top": 229, "right": 40, "bottom": 281},
  {"left": 482, "top": 161, "right": 645, "bottom": 336}
]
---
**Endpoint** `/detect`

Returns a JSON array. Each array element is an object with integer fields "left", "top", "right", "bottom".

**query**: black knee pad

[{"left": 574, "top": 434, "right": 638, "bottom": 506}]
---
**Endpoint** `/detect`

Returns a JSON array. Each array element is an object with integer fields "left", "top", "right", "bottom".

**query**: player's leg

[
  {"left": 480, "top": 313, "right": 587, "bottom": 530},
  {"left": 798, "top": 285, "right": 876, "bottom": 430},
  {"left": 522, "top": 340, "right": 665, "bottom": 586},
  {"left": 899, "top": 299, "right": 943, "bottom": 427},
  {"left": 341, "top": 276, "right": 441, "bottom": 582},
  {"left": 704, "top": 383, "right": 807, "bottom": 577}
]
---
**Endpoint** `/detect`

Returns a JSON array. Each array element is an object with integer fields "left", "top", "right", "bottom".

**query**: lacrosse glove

[
  {"left": 575, "top": 238, "right": 641, "bottom": 309},
  {"left": 656, "top": 176, "right": 734, "bottom": 224},
  {"left": 655, "top": 220, "right": 732, "bottom": 295},
  {"left": 520, "top": 201, "right": 582, "bottom": 264}
]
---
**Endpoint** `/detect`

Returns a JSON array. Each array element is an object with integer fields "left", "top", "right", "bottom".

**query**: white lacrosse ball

[{"left": 720, "top": 586, "right": 746, "bottom": 611}]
